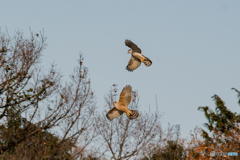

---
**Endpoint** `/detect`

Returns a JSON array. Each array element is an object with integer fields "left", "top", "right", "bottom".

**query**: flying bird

[
  {"left": 125, "top": 40, "right": 152, "bottom": 71},
  {"left": 106, "top": 85, "right": 139, "bottom": 121}
]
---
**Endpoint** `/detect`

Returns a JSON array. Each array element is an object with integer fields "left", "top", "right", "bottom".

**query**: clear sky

[{"left": 1, "top": 0, "right": 240, "bottom": 136}]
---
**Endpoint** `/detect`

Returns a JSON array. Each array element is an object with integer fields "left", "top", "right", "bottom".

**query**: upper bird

[{"left": 125, "top": 40, "right": 152, "bottom": 71}]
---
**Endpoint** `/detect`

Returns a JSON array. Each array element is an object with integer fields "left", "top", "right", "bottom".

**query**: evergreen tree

[{"left": 197, "top": 89, "right": 240, "bottom": 158}]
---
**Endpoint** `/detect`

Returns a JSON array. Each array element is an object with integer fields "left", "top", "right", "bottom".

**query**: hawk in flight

[
  {"left": 125, "top": 40, "right": 152, "bottom": 71},
  {"left": 106, "top": 85, "right": 139, "bottom": 121}
]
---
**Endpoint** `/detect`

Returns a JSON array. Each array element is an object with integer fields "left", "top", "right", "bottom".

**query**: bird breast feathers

[{"left": 132, "top": 52, "right": 145, "bottom": 62}]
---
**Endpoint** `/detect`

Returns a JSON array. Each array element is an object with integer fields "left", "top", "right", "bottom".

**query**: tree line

[{"left": 0, "top": 30, "right": 239, "bottom": 160}]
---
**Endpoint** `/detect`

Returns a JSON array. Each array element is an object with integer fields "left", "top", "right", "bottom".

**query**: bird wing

[
  {"left": 125, "top": 40, "right": 142, "bottom": 53},
  {"left": 118, "top": 85, "right": 132, "bottom": 106},
  {"left": 126, "top": 56, "right": 141, "bottom": 71},
  {"left": 106, "top": 107, "right": 123, "bottom": 121}
]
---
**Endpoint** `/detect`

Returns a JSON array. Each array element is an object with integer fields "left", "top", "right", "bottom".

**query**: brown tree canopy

[{"left": 0, "top": 31, "right": 97, "bottom": 159}]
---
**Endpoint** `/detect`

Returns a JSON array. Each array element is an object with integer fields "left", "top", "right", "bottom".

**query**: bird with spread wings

[
  {"left": 106, "top": 85, "right": 139, "bottom": 121},
  {"left": 125, "top": 40, "right": 152, "bottom": 71}
]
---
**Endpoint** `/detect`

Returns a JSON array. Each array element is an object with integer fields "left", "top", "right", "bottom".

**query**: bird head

[{"left": 128, "top": 49, "right": 132, "bottom": 54}]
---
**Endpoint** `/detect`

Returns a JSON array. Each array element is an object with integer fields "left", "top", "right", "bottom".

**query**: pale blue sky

[{"left": 1, "top": 0, "right": 240, "bottom": 135}]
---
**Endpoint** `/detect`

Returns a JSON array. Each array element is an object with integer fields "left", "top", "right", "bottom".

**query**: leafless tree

[
  {"left": 0, "top": 30, "right": 96, "bottom": 159},
  {"left": 94, "top": 84, "right": 162, "bottom": 160},
  {"left": 140, "top": 124, "right": 187, "bottom": 160}
]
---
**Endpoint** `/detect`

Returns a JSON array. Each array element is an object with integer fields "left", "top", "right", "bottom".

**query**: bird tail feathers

[
  {"left": 143, "top": 57, "right": 152, "bottom": 66},
  {"left": 127, "top": 110, "right": 139, "bottom": 119}
]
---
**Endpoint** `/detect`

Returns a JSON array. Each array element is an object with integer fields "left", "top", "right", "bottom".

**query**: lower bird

[
  {"left": 106, "top": 85, "right": 139, "bottom": 121},
  {"left": 125, "top": 39, "right": 152, "bottom": 71}
]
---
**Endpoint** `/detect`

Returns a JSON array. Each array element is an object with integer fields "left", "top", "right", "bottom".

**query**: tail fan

[
  {"left": 128, "top": 110, "right": 139, "bottom": 120},
  {"left": 143, "top": 57, "right": 152, "bottom": 66}
]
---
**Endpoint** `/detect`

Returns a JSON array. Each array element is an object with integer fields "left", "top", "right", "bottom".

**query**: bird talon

[{"left": 126, "top": 112, "right": 132, "bottom": 117}]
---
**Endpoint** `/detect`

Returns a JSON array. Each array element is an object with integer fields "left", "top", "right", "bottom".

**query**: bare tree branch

[{"left": 95, "top": 85, "right": 162, "bottom": 160}]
